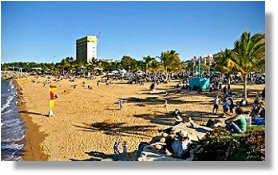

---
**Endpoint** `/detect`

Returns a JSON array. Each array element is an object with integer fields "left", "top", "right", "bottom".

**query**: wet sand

[{"left": 16, "top": 76, "right": 264, "bottom": 161}]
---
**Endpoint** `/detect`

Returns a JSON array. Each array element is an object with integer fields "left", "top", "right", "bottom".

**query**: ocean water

[{"left": 1, "top": 80, "right": 25, "bottom": 161}]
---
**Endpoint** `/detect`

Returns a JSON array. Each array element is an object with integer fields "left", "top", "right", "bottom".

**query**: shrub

[{"left": 193, "top": 125, "right": 265, "bottom": 161}]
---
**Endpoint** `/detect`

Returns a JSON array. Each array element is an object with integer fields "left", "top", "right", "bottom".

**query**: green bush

[{"left": 193, "top": 126, "right": 265, "bottom": 161}]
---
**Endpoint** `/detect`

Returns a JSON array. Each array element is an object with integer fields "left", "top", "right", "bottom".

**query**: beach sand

[{"left": 16, "top": 76, "right": 264, "bottom": 161}]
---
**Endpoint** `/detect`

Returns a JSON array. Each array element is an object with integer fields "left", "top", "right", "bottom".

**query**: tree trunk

[
  {"left": 244, "top": 75, "right": 248, "bottom": 101},
  {"left": 228, "top": 74, "right": 231, "bottom": 87},
  {"left": 165, "top": 67, "right": 168, "bottom": 81}
]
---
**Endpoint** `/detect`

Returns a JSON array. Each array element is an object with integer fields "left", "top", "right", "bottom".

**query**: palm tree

[
  {"left": 147, "top": 60, "right": 162, "bottom": 73},
  {"left": 143, "top": 56, "right": 155, "bottom": 72},
  {"left": 222, "top": 32, "right": 265, "bottom": 100},
  {"left": 160, "top": 50, "right": 182, "bottom": 80},
  {"left": 215, "top": 49, "right": 233, "bottom": 86}
]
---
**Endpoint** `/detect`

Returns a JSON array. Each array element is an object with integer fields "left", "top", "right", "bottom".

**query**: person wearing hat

[{"left": 173, "top": 109, "right": 183, "bottom": 125}]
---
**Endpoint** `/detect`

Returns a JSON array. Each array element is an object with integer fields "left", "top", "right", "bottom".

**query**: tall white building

[{"left": 76, "top": 35, "right": 97, "bottom": 63}]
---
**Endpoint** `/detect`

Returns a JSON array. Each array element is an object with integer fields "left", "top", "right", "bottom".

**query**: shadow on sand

[
  {"left": 70, "top": 151, "right": 113, "bottom": 161},
  {"left": 73, "top": 121, "right": 156, "bottom": 138},
  {"left": 70, "top": 150, "right": 136, "bottom": 161},
  {"left": 19, "top": 110, "right": 48, "bottom": 117},
  {"left": 133, "top": 111, "right": 175, "bottom": 127}
]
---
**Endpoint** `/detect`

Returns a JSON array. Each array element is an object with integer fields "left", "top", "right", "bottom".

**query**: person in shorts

[{"left": 212, "top": 96, "right": 220, "bottom": 114}]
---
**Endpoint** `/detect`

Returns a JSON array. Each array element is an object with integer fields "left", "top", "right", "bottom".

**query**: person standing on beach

[
  {"left": 212, "top": 96, "right": 220, "bottom": 114},
  {"left": 228, "top": 98, "right": 235, "bottom": 113},
  {"left": 122, "top": 141, "right": 128, "bottom": 161},
  {"left": 223, "top": 85, "right": 227, "bottom": 97},
  {"left": 119, "top": 99, "right": 124, "bottom": 110},
  {"left": 223, "top": 99, "right": 230, "bottom": 114},
  {"left": 113, "top": 140, "right": 121, "bottom": 161},
  {"left": 164, "top": 99, "right": 168, "bottom": 111}
]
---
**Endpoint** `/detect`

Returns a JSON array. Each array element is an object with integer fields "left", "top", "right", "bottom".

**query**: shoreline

[{"left": 14, "top": 79, "right": 49, "bottom": 161}]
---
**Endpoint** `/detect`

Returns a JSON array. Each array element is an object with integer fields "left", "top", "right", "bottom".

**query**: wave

[
  {"left": 1, "top": 109, "right": 13, "bottom": 115},
  {"left": 2, "top": 118, "right": 22, "bottom": 126},
  {"left": 2, "top": 143, "right": 24, "bottom": 150},
  {"left": 1, "top": 95, "right": 14, "bottom": 112},
  {"left": 1, "top": 134, "right": 25, "bottom": 143},
  {"left": 1, "top": 143, "right": 24, "bottom": 161},
  {"left": 1, "top": 80, "right": 25, "bottom": 161},
  {"left": 2, "top": 125, "right": 25, "bottom": 136}
]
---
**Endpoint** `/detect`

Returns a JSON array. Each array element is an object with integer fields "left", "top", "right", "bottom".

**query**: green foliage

[
  {"left": 120, "top": 55, "right": 138, "bottom": 71},
  {"left": 215, "top": 32, "right": 265, "bottom": 100},
  {"left": 215, "top": 32, "right": 265, "bottom": 76},
  {"left": 147, "top": 59, "right": 162, "bottom": 73},
  {"left": 143, "top": 56, "right": 156, "bottom": 72},
  {"left": 160, "top": 50, "right": 183, "bottom": 72},
  {"left": 193, "top": 126, "right": 265, "bottom": 161}
]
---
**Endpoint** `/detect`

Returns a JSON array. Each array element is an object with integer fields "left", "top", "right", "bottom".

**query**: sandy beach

[{"left": 15, "top": 76, "right": 264, "bottom": 161}]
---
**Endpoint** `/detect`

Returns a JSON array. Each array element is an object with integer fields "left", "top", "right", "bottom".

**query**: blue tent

[{"left": 189, "top": 77, "right": 210, "bottom": 91}]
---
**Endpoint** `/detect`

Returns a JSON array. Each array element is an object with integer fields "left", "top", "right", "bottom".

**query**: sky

[{"left": 1, "top": 1, "right": 265, "bottom": 63}]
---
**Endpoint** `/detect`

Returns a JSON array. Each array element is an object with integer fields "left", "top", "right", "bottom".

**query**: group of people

[
  {"left": 113, "top": 140, "right": 128, "bottom": 161},
  {"left": 212, "top": 96, "right": 235, "bottom": 114},
  {"left": 212, "top": 86, "right": 266, "bottom": 133},
  {"left": 162, "top": 130, "right": 192, "bottom": 159}
]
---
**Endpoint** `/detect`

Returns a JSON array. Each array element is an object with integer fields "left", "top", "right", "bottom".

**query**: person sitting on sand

[
  {"left": 251, "top": 101, "right": 265, "bottom": 119},
  {"left": 225, "top": 107, "right": 247, "bottom": 133}
]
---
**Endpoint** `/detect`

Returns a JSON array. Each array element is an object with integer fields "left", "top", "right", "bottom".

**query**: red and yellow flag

[{"left": 49, "top": 85, "right": 57, "bottom": 109}]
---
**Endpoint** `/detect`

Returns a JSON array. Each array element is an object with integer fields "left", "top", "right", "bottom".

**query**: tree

[
  {"left": 221, "top": 32, "right": 265, "bottom": 100},
  {"left": 215, "top": 49, "right": 233, "bottom": 85},
  {"left": 59, "top": 57, "right": 74, "bottom": 74},
  {"left": 146, "top": 59, "right": 162, "bottom": 73},
  {"left": 120, "top": 55, "right": 138, "bottom": 71},
  {"left": 160, "top": 50, "right": 182, "bottom": 80},
  {"left": 143, "top": 56, "right": 155, "bottom": 72}
]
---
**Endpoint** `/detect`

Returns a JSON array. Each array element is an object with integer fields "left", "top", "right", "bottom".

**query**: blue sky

[{"left": 1, "top": 1, "right": 265, "bottom": 63}]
